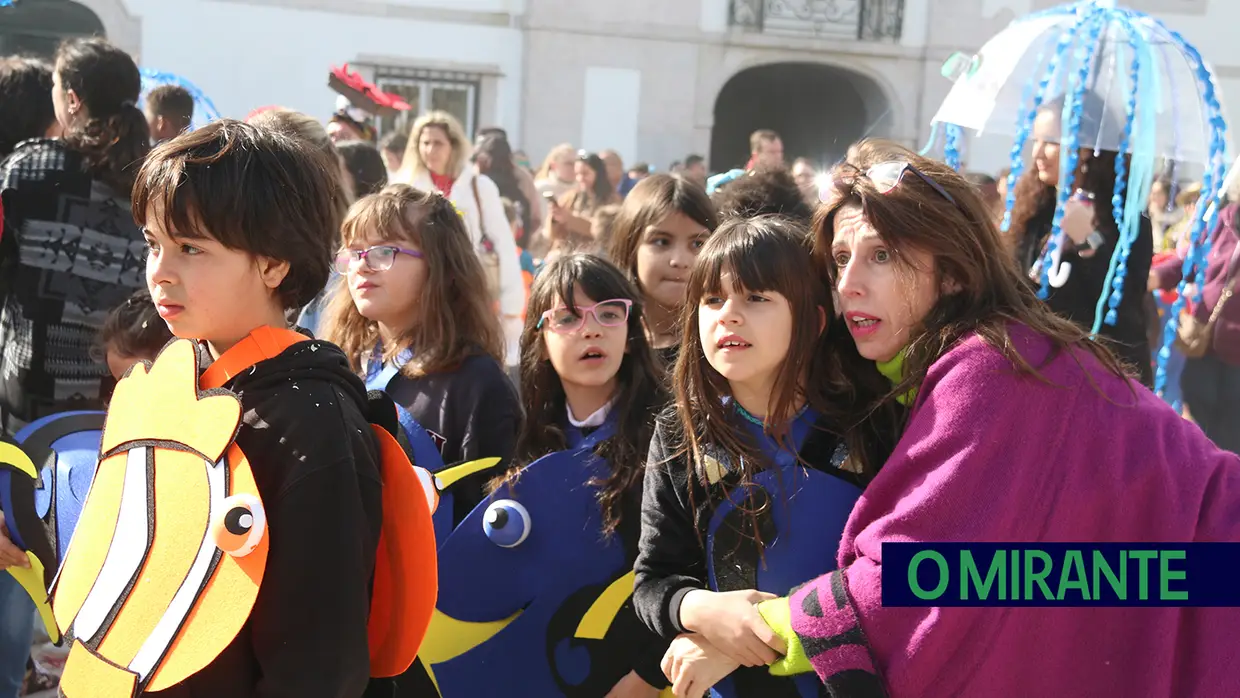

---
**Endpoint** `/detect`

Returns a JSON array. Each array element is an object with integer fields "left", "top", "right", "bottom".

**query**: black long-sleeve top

[
  {"left": 153, "top": 339, "right": 383, "bottom": 698},
  {"left": 1016, "top": 205, "right": 1155, "bottom": 386}
]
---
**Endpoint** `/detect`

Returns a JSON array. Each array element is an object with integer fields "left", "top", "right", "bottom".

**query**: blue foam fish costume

[
  {"left": 419, "top": 417, "right": 670, "bottom": 697},
  {"left": 700, "top": 410, "right": 864, "bottom": 698},
  {"left": 364, "top": 351, "right": 504, "bottom": 543},
  {"left": 0, "top": 410, "right": 106, "bottom": 642}
]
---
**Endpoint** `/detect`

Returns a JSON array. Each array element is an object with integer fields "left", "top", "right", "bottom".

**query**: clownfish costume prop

[{"left": 51, "top": 328, "right": 438, "bottom": 697}]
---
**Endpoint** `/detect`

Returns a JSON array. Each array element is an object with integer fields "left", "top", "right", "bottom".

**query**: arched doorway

[
  {"left": 0, "top": 0, "right": 106, "bottom": 58},
  {"left": 710, "top": 62, "right": 892, "bottom": 171}
]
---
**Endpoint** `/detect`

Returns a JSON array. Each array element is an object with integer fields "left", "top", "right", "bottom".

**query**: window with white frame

[{"left": 371, "top": 66, "right": 481, "bottom": 139}]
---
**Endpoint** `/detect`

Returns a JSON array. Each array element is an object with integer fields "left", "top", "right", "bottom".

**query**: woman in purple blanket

[{"left": 662, "top": 140, "right": 1240, "bottom": 697}]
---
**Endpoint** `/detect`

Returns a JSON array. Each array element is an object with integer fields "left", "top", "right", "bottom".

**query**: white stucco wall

[{"left": 86, "top": 0, "right": 525, "bottom": 136}]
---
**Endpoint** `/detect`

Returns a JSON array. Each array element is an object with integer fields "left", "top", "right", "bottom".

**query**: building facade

[{"left": 0, "top": 0, "right": 1226, "bottom": 175}]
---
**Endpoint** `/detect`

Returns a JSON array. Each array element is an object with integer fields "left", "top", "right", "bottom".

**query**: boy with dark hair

[
  {"left": 682, "top": 154, "right": 707, "bottom": 187},
  {"left": 127, "top": 119, "right": 383, "bottom": 696},
  {"left": 144, "top": 84, "right": 194, "bottom": 143}
]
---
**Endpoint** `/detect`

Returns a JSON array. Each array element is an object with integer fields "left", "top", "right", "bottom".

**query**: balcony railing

[{"left": 729, "top": 0, "right": 904, "bottom": 42}]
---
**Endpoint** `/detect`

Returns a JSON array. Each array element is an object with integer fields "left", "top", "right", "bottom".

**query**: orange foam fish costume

[{"left": 51, "top": 328, "right": 437, "bottom": 697}]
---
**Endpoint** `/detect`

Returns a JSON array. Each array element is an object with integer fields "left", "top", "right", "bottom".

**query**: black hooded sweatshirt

[{"left": 149, "top": 338, "right": 384, "bottom": 698}]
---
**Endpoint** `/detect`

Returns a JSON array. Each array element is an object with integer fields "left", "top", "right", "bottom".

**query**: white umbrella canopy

[
  {"left": 932, "top": 1, "right": 1230, "bottom": 166},
  {"left": 928, "top": 1, "right": 1232, "bottom": 397}
]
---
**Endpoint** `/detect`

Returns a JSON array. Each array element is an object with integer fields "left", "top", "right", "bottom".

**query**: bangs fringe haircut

[{"left": 670, "top": 215, "right": 882, "bottom": 547}]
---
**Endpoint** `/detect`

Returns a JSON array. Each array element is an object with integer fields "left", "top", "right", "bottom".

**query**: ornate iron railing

[{"left": 729, "top": 0, "right": 904, "bottom": 42}]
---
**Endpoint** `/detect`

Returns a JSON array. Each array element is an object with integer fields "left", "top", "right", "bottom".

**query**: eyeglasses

[
  {"left": 537, "top": 299, "right": 632, "bottom": 334},
  {"left": 334, "top": 245, "right": 423, "bottom": 274},
  {"left": 822, "top": 161, "right": 958, "bottom": 208}
]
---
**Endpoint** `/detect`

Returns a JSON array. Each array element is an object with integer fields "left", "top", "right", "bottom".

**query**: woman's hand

[
  {"left": 661, "top": 634, "right": 740, "bottom": 698},
  {"left": 604, "top": 670, "right": 661, "bottom": 698},
  {"left": 1060, "top": 195, "right": 1095, "bottom": 246},
  {"left": 0, "top": 512, "right": 30, "bottom": 571},
  {"left": 678, "top": 589, "right": 784, "bottom": 666}
]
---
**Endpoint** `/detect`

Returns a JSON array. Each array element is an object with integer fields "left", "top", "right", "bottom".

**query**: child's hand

[
  {"left": 603, "top": 670, "right": 660, "bottom": 698},
  {"left": 679, "top": 589, "right": 784, "bottom": 666},
  {"left": 661, "top": 634, "right": 740, "bottom": 698},
  {"left": 0, "top": 513, "right": 30, "bottom": 570}
]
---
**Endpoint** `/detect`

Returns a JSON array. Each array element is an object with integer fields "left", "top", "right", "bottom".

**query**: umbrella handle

[{"left": 1047, "top": 242, "right": 1072, "bottom": 288}]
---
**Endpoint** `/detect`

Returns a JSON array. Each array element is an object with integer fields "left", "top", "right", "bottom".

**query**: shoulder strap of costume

[{"left": 200, "top": 327, "right": 308, "bottom": 390}]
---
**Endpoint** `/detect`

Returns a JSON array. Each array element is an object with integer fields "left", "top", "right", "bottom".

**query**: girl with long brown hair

[
  {"left": 608, "top": 174, "right": 717, "bottom": 368},
  {"left": 665, "top": 139, "right": 1240, "bottom": 698},
  {"left": 492, "top": 253, "right": 669, "bottom": 695},
  {"left": 321, "top": 184, "right": 520, "bottom": 526},
  {"left": 514, "top": 254, "right": 665, "bottom": 500},
  {"left": 633, "top": 216, "right": 883, "bottom": 698}
]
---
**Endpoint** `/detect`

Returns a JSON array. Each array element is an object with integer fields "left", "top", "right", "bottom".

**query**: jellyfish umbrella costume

[
  {"left": 925, "top": 0, "right": 1230, "bottom": 398},
  {"left": 138, "top": 70, "right": 221, "bottom": 133}
]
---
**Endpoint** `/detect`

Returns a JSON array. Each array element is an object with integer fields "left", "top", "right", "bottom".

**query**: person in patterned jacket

[{"left": 0, "top": 37, "right": 150, "bottom": 432}]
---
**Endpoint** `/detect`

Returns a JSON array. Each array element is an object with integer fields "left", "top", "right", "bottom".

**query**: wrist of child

[{"left": 676, "top": 588, "right": 708, "bottom": 632}]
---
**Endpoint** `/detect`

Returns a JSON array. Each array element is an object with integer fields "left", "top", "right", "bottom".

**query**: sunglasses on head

[{"left": 821, "top": 160, "right": 958, "bottom": 208}]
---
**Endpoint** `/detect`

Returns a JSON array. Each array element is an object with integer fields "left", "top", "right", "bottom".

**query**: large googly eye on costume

[
  {"left": 211, "top": 493, "right": 266, "bottom": 557},
  {"left": 482, "top": 499, "right": 530, "bottom": 548},
  {"left": 413, "top": 466, "right": 441, "bottom": 514}
]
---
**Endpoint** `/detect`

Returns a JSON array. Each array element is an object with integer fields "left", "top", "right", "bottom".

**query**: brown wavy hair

[
  {"left": 56, "top": 38, "right": 150, "bottom": 195},
  {"left": 321, "top": 184, "right": 502, "bottom": 376},
  {"left": 1005, "top": 98, "right": 1125, "bottom": 264},
  {"left": 510, "top": 254, "right": 666, "bottom": 536},
  {"left": 815, "top": 139, "right": 1130, "bottom": 414}
]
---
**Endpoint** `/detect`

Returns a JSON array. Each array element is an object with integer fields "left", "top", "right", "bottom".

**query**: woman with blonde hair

[
  {"left": 535, "top": 143, "right": 577, "bottom": 201},
  {"left": 393, "top": 110, "right": 523, "bottom": 365}
]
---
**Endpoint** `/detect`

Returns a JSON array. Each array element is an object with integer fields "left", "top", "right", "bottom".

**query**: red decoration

[{"left": 328, "top": 64, "right": 411, "bottom": 118}]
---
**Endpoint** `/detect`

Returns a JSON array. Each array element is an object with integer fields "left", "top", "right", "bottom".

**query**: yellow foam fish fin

[
  {"left": 434, "top": 457, "right": 503, "bottom": 490},
  {"left": 419, "top": 607, "right": 522, "bottom": 693},
  {"left": 6, "top": 554, "right": 56, "bottom": 643},
  {"left": 575, "top": 570, "right": 636, "bottom": 641}
]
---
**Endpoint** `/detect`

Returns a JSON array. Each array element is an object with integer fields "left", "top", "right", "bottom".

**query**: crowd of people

[{"left": 0, "top": 34, "right": 1238, "bottom": 698}]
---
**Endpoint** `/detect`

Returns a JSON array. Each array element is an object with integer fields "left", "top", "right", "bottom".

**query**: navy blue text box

[{"left": 881, "top": 543, "right": 1240, "bottom": 607}]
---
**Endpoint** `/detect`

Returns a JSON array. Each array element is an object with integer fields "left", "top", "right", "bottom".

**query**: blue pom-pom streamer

[
  {"left": 944, "top": 124, "right": 963, "bottom": 171},
  {"left": 1150, "top": 20, "right": 1230, "bottom": 395},
  {"left": 1001, "top": 7, "right": 1092, "bottom": 236},
  {"left": 1036, "top": 7, "right": 1108, "bottom": 300}
]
